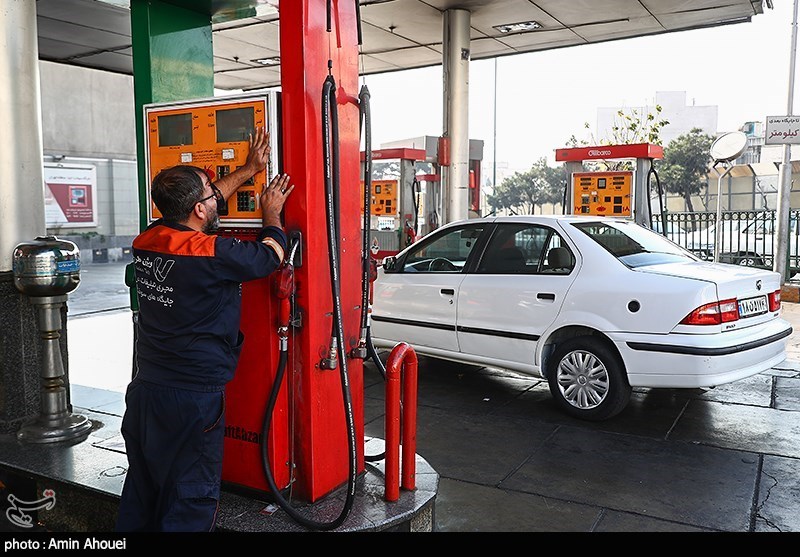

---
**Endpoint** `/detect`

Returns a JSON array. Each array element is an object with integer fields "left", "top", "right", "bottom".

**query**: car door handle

[
  {"left": 537, "top": 292, "right": 556, "bottom": 301},
  {"left": 440, "top": 288, "right": 455, "bottom": 295}
]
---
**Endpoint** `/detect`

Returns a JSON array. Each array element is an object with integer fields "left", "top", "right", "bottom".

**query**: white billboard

[{"left": 43, "top": 164, "right": 98, "bottom": 228}]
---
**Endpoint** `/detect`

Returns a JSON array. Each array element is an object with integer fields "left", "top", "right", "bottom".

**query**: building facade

[{"left": 40, "top": 60, "right": 138, "bottom": 263}]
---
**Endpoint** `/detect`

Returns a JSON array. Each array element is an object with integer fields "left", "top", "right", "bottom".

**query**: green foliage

[
  {"left": 658, "top": 128, "right": 716, "bottom": 213},
  {"left": 608, "top": 106, "right": 669, "bottom": 145},
  {"left": 565, "top": 105, "right": 670, "bottom": 171},
  {"left": 488, "top": 157, "right": 564, "bottom": 214}
]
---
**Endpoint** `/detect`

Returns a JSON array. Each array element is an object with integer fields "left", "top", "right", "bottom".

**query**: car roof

[{"left": 444, "top": 214, "right": 636, "bottom": 227}]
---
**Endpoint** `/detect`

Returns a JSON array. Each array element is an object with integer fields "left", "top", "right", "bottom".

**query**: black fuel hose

[
  {"left": 258, "top": 74, "right": 356, "bottom": 532},
  {"left": 647, "top": 161, "right": 668, "bottom": 236},
  {"left": 359, "top": 84, "right": 372, "bottom": 336},
  {"left": 358, "top": 83, "right": 388, "bottom": 462}
]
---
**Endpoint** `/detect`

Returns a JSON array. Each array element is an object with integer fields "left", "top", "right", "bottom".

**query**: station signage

[{"left": 765, "top": 116, "right": 800, "bottom": 145}]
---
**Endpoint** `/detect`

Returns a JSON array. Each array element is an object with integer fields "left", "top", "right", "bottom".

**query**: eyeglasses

[{"left": 197, "top": 181, "right": 226, "bottom": 214}]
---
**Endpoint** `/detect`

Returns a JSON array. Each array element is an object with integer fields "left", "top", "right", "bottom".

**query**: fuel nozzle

[
  {"left": 273, "top": 265, "right": 294, "bottom": 352},
  {"left": 273, "top": 265, "right": 294, "bottom": 300}
]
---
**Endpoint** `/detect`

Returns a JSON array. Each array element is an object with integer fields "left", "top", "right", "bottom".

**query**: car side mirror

[{"left": 382, "top": 255, "right": 397, "bottom": 273}]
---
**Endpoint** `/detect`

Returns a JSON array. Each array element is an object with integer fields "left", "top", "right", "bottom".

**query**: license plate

[{"left": 738, "top": 295, "right": 768, "bottom": 318}]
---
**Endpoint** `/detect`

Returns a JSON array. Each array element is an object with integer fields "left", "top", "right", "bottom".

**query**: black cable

[
  {"left": 355, "top": 0, "right": 363, "bottom": 45},
  {"left": 321, "top": 73, "right": 356, "bottom": 527},
  {"left": 412, "top": 177, "right": 420, "bottom": 237},
  {"left": 648, "top": 161, "right": 667, "bottom": 236},
  {"left": 366, "top": 328, "right": 386, "bottom": 380},
  {"left": 326, "top": 0, "right": 332, "bottom": 32},
  {"left": 358, "top": 83, "right": 387, "bottom": 462},
  {"left": 359, "top": 84, "right": 372, "bottom": 334}
]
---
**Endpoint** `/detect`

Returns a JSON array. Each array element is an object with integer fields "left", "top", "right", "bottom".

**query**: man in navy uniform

[{"left": 116, "top": 128, "right": 294, "bottom": 531}]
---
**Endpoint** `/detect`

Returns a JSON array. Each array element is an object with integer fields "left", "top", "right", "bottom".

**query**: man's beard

[{"left": 202, "top": 210, "right": 220, "bottom": 234}]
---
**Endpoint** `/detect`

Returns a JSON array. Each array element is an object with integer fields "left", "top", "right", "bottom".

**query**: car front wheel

[{"left": 547, "top": 337, "right": 631, "bottom": 421}]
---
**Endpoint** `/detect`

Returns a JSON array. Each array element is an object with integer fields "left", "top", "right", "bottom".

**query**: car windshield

[{"left": 572, "top": 221, "right": 698, "bottom": 268}]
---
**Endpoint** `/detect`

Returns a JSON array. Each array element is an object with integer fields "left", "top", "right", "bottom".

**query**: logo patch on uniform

[{"left": 153, "top": 257, "right": 175, "bottom": 282}]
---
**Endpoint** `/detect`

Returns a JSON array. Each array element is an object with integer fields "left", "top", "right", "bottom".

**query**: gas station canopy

[{"left": 37, "top": 0, "right": 768, "bottom": 91}]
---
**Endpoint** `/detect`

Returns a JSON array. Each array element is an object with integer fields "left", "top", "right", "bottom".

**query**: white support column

[
  {"left": 442, "top": 9, "right": 470, "bottom": 224},
  {"left": 0, "top": 0, "right": 46, "bottom": 271},
  {"left": 775, "top": 0, "right": 799, "bottom": 282},
  {"left": 634, "top": 158, "right": 652, "bottom": 228}
]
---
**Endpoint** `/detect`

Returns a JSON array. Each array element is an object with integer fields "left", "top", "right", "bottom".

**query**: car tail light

[
  {"left": 680, "top": 298, "right": 740, "bottom": 325},
  {"left": 769, "top": 289, "right": 781, "bottom": 312}
]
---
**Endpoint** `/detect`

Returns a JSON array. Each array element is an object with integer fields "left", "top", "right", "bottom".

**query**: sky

[{"left": 358, "top": 1, "right": 800, "bottom": 175}]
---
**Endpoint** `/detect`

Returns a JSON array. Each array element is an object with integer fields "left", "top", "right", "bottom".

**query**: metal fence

[{"left": 649, "top": 210, "right": 800, "bottom": 273}]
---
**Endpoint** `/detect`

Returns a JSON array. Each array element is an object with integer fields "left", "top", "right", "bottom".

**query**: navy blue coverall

[{"left": 115, "top": 219, "right": 286, "bottom": 532}]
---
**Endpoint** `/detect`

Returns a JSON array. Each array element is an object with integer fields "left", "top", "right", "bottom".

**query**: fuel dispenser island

[
  {"left": 142, "top": 83, "right": 422, "bottom": 531},
  {"left": 555, "top": 143, "right": 664, "bottom": 227},
  {"left": 134, "top": 1, "right": 432, "bottom": 532},
  {"left": 362, "top": 137, "right": 485, "bottom": 259},
  {"left": 360, "top": 148, "right": 426, "bottom": 260},
  {"left": 143, "top": 92, "right": 303, "bottom": 497}
]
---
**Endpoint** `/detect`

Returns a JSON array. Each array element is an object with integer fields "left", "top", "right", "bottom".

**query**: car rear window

[{"left": 572, "top": 221, "right": 697, "bottom": 268}]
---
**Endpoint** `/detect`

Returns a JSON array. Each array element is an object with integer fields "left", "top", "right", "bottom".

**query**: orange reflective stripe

[
  {"left": 261, "top": 236, "right": 284, "bottom": 262},
  {"left": 134, "top": 226, "right": 216, "bottom": 257}
]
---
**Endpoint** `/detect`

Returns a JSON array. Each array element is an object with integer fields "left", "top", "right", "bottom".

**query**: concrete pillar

[
  {"left": 0, "top": 0, "right": 51, "bottom": 433},
  {"left": 442, "top": 9, "right": 471, "bottom": 224},
  {"left": 0, "top": 0, "right": 46, "bottom": 270},
  {"left": 634, "top": 158, "right": 652, "bottom": 227}
]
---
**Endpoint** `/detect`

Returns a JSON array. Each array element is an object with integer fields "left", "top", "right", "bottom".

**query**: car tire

[{"left": 547, "top": 336, "right": 631, "bottom": 421}]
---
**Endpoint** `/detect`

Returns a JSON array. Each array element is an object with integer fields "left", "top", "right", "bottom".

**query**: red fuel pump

[
  {"left": 225, "top": 1, "right": 367, "bottom": 507},
  {"left": 141, "top": 1, "right": 368, "bottom": 513}
]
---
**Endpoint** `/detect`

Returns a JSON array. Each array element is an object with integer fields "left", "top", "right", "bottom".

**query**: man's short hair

[{"left": 151, "top": 165, "right": 208, "bottom": 222}]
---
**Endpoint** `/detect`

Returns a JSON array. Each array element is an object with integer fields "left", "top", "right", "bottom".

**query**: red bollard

[{"left": 384, "top": 342, "right": 418, "bottom": 502}]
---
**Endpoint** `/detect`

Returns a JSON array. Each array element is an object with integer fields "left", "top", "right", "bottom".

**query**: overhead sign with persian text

[
  {"left": 43, "top": 164, "right": 98, "bottom": 227},
  {"left": 765, "top": 116, "right": 800, "bottom": 145}
]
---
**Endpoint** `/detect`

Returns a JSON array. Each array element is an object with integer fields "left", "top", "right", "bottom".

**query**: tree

[
  {"left": 606, "top": 105, "right": 669, "bottom": 146},
  {"left": 487, "top": 158, "right": 564, "bottom": 215},
  {"left": 658, "top": 128, "right": 715, "bottom": 213},
  {"left": 565, "top": 105, "right": 670, "bottom": 171}
]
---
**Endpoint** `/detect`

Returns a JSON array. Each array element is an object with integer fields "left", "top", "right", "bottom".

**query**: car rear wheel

[{"left": 547, "top": 337, "right": 631, "bottom": 421}]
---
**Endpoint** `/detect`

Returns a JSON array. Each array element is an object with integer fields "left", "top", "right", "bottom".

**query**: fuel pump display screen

[
  {"left": 144, "top": 93, "right": 278, "bottom": 227},
  {"left": 216, "top": 107, "right": 255, "bottom": 143},
  {"left": 157, "top": 113, "right": 193, "bottom": 147},
  {"left": 571, "top": 171, "right": 633, "bottom": 217}
]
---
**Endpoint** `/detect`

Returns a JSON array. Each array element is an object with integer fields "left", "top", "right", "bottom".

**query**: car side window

[
  {"left": 402, "top": 225, "right": 484, "bottom": 273},
  {"left": 540, "top": 234, "right": 575, "bottom": 275},
  {"left": 477, "top": 224, "right": 574, "bottom": 275}
]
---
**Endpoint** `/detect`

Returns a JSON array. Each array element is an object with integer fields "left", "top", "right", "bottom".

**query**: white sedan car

[{"left": 370, "top": 215, "right": 792, "bottom": 421}]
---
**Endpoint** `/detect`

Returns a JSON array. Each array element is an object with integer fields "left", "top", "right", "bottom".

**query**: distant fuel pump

[{"left": 556, "top": 143, "right": 664, "bottom": 228}]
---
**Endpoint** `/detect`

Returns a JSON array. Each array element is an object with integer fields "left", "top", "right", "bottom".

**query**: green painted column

[{"left": 130, "top": 0, "right": 215, "bottom": 233}]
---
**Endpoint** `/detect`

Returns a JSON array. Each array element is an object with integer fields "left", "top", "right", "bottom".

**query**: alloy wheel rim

[{"left": 556, "top": 350, "right": 609, "bottom": 410}]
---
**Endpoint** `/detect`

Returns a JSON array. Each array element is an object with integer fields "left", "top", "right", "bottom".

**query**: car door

[
  {"left": 456, "top": 223, "right": 579, "bottom": 368},
  {"left": 371, "top": 223, "right": 487, "bottom": 352}
]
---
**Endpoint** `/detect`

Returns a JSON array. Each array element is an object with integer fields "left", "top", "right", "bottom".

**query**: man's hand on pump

[
  {"left": 260, "top": 173, "right": 294, "bottom": 228},
  {"left": 245, "top": 127, "right": 270, "bottom": 173},
  {"left": 210, "top": 127, "right": 270, "bottom": 201}
]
